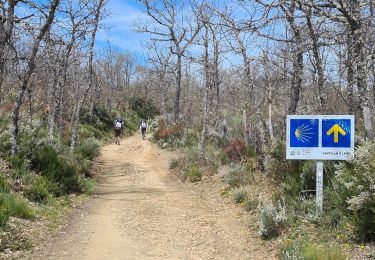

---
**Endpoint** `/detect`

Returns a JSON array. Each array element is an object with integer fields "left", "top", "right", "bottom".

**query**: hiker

[
  {"left": 140, "top": 119, "right": 147, "bottom": 140},
  {"left": 114, "top": 117, "right": 124, "bottom": 145}
]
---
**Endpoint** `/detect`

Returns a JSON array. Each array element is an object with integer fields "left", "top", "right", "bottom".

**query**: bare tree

[
  {"left": 138, "top": 0, "right": 201, "bottom": 122},
  {"left": 10, "top": 0, "right": 61, "bottom": 155},
  {"left": 70, "top": 0, "right": 107, "bottom": 153}
]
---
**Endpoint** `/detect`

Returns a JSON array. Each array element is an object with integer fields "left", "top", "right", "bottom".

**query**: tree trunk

[
  {"left": 288, "top": 49, "right": 303, "bottom": 114},
  {"left": 198, "top": 25, "right": 210, "bottom": 157},
  {"left": 242, "top": 109, "right": 249, "bottom": 146},
  {"left": 174, "top": 54, "right": 182, "bottom": 122},
  {"left": 10, "top": 85, "right": 27, "bottom": 155},
  {"left": 305, "top": 8, "right": 325, "bottom": 113},
  {"left": 347, "top": 34, "right": 355, "bottom": 114},
  {"left": 57, "top": 80, "right": 65, "bottom": 149},
  {"left": 70, "top": 0, "right": 105, "bottom": 153},
  {"left": 10, "top": 0, "right": 60, "bottom": 155}
]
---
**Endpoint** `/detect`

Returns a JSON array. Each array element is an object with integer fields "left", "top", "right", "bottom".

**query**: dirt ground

[{"left": 30, "top": 135, "right": 276, "bottom": 260}]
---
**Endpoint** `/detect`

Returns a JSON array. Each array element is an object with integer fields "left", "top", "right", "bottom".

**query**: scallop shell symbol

[{"left": 294, "top": 124, "right": 314, "bottom": 143}]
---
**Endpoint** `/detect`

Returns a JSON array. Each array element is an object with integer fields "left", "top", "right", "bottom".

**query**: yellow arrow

[{"left": 326, "top": 124, "right": 346, "bottom": 143}]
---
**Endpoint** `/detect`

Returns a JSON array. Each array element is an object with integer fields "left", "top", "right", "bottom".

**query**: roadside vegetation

[
  {"left": 154, "top": 114, "right": 375, "bottom": 260},
  {"left": 2, "top": 0, "right": 375, "bottom": 258},
  {"left": 0, "top": 105, "right": 145, "bottom": 253}
]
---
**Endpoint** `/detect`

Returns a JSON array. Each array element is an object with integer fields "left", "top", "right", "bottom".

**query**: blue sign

[
  {"left": 287, "top": 115, "right": 354, "bottom": 160},
  {"left": 322, "top": 119, "right": 351, "bottom": 148},
  {"left": 290, "top": 119, "right": 319, "bottom": 147}
]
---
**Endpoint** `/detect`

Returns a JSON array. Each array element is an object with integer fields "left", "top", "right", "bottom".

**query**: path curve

[{"left": 33, "top": 135, "right": 273, "bottom": 259}]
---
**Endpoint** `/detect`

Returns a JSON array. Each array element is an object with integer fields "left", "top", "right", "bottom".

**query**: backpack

[
  {"left": 141, "top": 121, "right": 147, "bottom": 128},
  {"left": 114, "top": 121, "right": 122, "bottom": 130}
]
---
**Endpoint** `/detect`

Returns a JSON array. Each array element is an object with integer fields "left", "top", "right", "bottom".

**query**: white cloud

[{"left": 96, "top": 0, "right": 150, "bottom": 52}]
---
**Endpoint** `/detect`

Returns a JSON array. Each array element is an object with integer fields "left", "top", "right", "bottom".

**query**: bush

[
  {"left": 31, "top": 145, "right": 83, "bottom": 195},
  {"left": 0, "top": 174, "right": 9, "bottom": 193},
  {"left": 279, "top": 240, "right": 305, "bottom": 260},
  {"left": 279, "top": 240, "right": 346, "bottom": 260},
  {"left": 77, "top": 137, "right": 101, "bottom": 160},
  {"left": 0, "top": 117, "right": 10, "bottom": 154},
  {"left": 80, "top": 105, "right": 115, "bottom": 132},
  {"left": 10, "top": 155, "right": 30, "bottom": 179},
  {"left": 223, "top": 139, "right": 246, "bottom": 161},
  {"left": 206, "top": 143, "right": 229, "bottom": 165},
  {"left": 335, "top": 141, "right": 375, "bottom": 240},
  {"left": 322, "top": 184, "right": 351, "bottom": 226},
  {"left": 83, "top": 178, "right": 96, "bottom": 195},
  {"left": 233, "top": 187, "right": 248, "bottom": 203},
  {"left": 244, "top": 197, "right": 259, "bottom": 212},
  {"left": 351, "top": 201, "right": 375, "bottom": 241},
  {"left": 303, "top": 243, "right": 347, "bottom": 260},
  {"left": 154, "top": 121, "right": 184, "bottom": 144},
  {"left": 222, "top": 163, "right": 253, "bottom": 188},
  {"left": 265, "top": 140, "right": 301, "bottom": 180},
  {"left": 258, "top": 199, "right": 287, "bottom": 239},
  {"left": 186, "top": 164, "right": 202, "bottom": 182},
  {"left": 23, "top": 176, "right": 57, "bottom": 203},
  {"left": 182, "top": 146, "right": 201, "bottom": 164},
  {"left": 130, "top": 97, "right": 159, "bottom": 119},
  {"left": 80, "top": 124, "right": 106, "bottom": 140},
  {"left": 0, "top": 193, "right": 35, "bottom": 227}
]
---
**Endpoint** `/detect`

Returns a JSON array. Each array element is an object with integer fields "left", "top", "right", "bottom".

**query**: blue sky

[
  {"left": 95, "top": 0, "right": 250, "bottom": 66},
  {"left": 96, "top": 0, "right": 149, "bottom": 55}
]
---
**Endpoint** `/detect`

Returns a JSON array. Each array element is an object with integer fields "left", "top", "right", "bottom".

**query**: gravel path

[{"left": 31, "top": 135, "right": 274, "bottom": 260}]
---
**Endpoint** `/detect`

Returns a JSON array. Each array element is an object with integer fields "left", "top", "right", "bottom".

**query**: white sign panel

[{"left": 286, "top": 115, "right": 354, "bottom": 160}]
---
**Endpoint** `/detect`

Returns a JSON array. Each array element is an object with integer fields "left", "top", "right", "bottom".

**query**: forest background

[{"left": 0, "top": 0, "right": 374, "bottom": 259}]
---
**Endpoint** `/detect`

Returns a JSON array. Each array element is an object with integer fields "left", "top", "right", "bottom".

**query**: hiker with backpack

[
  {"left": 140, "top": 119, "right": 147, "bottom": 140},
  {"left": 114, "top": 117, "right": 124, "bottom": 145}
]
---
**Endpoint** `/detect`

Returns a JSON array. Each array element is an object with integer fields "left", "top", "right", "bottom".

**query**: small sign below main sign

[{"left": 286, "top": 115, "right": 354, "bottom": 160}]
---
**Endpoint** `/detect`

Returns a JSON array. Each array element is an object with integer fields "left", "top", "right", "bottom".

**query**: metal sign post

[
  {"left": 286, "top": 115, "right": 355, "bottom": 214},
  {"left": 316, "top": 161, "right": 324, "bottom": 213}
]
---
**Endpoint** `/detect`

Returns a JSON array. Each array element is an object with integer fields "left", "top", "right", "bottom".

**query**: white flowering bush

[
  {"left": 335, "top": 141, "right": 375, "bottom": 240},
  {"left": 258, "top": 199, "right": 288, "bottom": 238}
]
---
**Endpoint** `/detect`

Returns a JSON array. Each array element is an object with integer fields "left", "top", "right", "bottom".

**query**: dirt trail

[{"left": 32, "top": 135, "right": 274, "bottom": 260}]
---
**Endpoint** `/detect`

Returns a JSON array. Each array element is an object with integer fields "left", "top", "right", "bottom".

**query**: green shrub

[
  {"left": 279, "top": 239, "right": 305, "bottom": 260},
  {"left": 78, "top": 158, "right": 93, "bottom": 177},
  {"left": 335, "top": 141, "right": 375, "bottom": 240},
  {"left": 80, "top": 124, "right": 105, "bottom": 140},
  {"left": 258, "top": 199, "right": 287, "bottom": 239},
  {"left": 222, "top": 163, "right": 252, "bottom": 188},
  {"left": 169, "top": 158, "right": 179, "bottom": 170},
  {"left": 130, "top": 97, "right": 159, "bottom": 119},
  {"left": 0, "top": 117, "right": 10, "bottom": 154},
  {"left": 322, "top": 185, "right": 351, "bottom": 226},
  {"left": 302, "top": 243, "right": 347, "bottom": 260},
  {"left": 265, "top": 140, "right": 301, "bottom": 181},
  {"left": 10, "top": 155, "right": 30, "bottom": 178},
  {"left": 182, "top": 146, "right": 201, "bottom": 164},
  {"left": 233, "top": 187, "right": 248, "bottom": 203},
  {"left": 23, "top": 176, "right": 57, "bottom": 203},
  {"left": 283, "top": 174, "right": 302, "bottom": 198},
  {"left": 206, "top": 144, "right": 229, "bottom": 165},
  {"left": 0, "top": 193, "right": 35, "bottom": 226},
  {"left": 0, "top": 174, "right": 9, "bottom": 193},
  {"left": 80, "top": 105, "right": 115, "bottom": 132},
  {"left": 31, "top": 145, "right": 83, "bottom": 195},
  {"left": 77, "top": 137, "right": 101, "bottom": 160},
  {"left": 244, "top": 197, "right": 259, "bottom": 212},
  {"left": 352, "top": 200, "right": 375, "bottom": 241},
  {"left": 83, "top": 178, "right": 96, "bottom": 195},
  {"left": 186, "top": 164, "right": 202, "bottom": 182}
]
